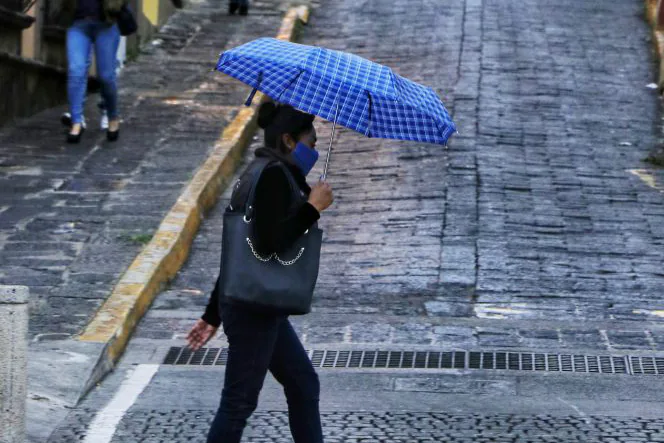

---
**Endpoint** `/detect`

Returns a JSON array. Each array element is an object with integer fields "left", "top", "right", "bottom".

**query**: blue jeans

[
  {"left": 207, "top": 304, "right": 324, "bottom": 443},
  {"left": 66, "top": 20, "right": 120, "bottom": 124}
]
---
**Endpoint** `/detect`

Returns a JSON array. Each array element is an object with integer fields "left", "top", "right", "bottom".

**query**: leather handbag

[
  {"left": 220, "top": 158, "right": 323, "bottom": 315},
  {"left": 116, "top": 5, "right": 137, "bottom": 36}
]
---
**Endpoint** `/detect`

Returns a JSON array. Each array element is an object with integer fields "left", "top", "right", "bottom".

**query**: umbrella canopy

[{"left": 216, "top": 37, "right": 456, "bottom": 145}]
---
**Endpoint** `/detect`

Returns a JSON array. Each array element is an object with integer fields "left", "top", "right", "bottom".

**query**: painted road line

[{"left": 83, "top": 364, "right": 159, "bottom": 443}]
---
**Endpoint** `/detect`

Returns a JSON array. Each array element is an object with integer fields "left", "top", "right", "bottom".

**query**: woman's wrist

[
  {"left": 304, "top": 201, "right": 322, "bottom": 217},
  {"left": 201, "top": 311, "right": 221, "bottom": 328},
  {"left": 307, "top": 200, "right": 323, "bottom": 213}
]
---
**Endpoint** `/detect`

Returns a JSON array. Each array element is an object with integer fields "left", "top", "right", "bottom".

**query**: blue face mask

[{"left": 291, "top": 142, "right": 319, "bottom": 176}]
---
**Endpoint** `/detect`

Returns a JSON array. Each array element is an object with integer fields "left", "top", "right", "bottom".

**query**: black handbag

[
  {"left": 116, "top": 5, "right": 137, "bottom": 36},
  {"left": 220, "top": 158, "right": 323, "bottom": 315}
]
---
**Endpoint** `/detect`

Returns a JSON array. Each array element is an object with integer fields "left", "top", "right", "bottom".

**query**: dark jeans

[{"left": 207, "top": 304, "right": 323, "bottom": 443}]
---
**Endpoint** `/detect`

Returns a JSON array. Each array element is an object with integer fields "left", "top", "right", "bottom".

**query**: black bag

[
  {"left": 220, "top": 158, "right": 323, "bottom": 315},
  {"left": 116, "top": 5, "right": 137, "bottom": 36}
]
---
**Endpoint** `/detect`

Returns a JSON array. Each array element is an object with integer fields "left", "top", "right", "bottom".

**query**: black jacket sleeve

[
  {"left": 201, "top": 275, "right": 222, "bottom": 327},
  {"left": 200, "top": 164, "right": 319, "bottom": 326}
]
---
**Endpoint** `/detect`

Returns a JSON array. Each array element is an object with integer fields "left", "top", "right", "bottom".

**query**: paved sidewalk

[{"left": 0, "top": 0, "right": 291, "bottom": 440}]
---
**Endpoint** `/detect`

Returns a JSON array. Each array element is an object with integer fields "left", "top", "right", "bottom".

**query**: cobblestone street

[
  {"left": 133, "top": 0, "right": 664, "bottom": 348},
  {"left": 6, "top": 0, "right": 664, "bottom": 441},
  {"left": 50, "top": 409, "right": 664, "bottom": 442}
]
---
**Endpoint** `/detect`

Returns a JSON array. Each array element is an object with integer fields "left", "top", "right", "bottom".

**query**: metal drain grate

[
  {"left": 164, "top": 347, "right": 228, "bottom": 366},
  {"left": 162, "top": 347, "right": 664, "bottom": 376},
  {"left": 630, "top": 356, "right": 664, "bottom": 375}
]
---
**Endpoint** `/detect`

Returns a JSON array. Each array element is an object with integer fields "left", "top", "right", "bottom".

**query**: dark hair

[{"left": 257, "top": 102, "right": 315, "bottom": 154}]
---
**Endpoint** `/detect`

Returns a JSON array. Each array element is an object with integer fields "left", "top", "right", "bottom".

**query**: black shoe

[
  {"left": 67, "top": 127, "right": 85, "bottom": 144},
  {"left": 60, "top": 112, "right": 72, "bottom": 128},
  {"left": 239, "top": 4, "right": 248, "bottom": 15},
  {"left": 106, "top": 128, "right": 120, "bottom": 142},
  {"left": 61, "top": 113, "right": 87, "bottom": 130},
  {"left": 229, "top": 2, "right": 238, "bottom": 14}
]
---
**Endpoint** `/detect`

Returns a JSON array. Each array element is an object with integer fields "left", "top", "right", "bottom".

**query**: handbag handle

[
  {"left": 236, "top": 158, "right": 274, "bottom": 221},
  {"left": 242, "top": 160, "right": 300, "bottom": 222}
]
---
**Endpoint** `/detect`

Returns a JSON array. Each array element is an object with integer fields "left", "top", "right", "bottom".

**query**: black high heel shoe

[
  {"left": 106, "top": 128, "right": 120, "bottom": 142},
  {"left": 107, "top": 119, "right": 120, "bottom": 142},
  {"left": 229, "top": 1, "right": 239, "bottom": 14},
  {"left": 239, "top": 3, "right": 248, "bottom": 15},
  {"left": 67, "top": 126, "right": 85, "bottom": 144}
]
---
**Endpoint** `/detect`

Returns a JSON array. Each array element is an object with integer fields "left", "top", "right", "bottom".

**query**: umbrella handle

[{"left": 321, "top": 103, "right": 340, "bottom": 181}]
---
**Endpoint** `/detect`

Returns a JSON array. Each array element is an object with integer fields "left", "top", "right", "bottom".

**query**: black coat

[
  {"left": 202, "top": 148, "right": 320, "bottom": 326},
  {"left": 59, "top": 0, "right": 127, "bottom": 25}
]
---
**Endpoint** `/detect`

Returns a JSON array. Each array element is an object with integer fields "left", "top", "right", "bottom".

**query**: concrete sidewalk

[{"left": 0, "top": 0, "right": 300, "bottom": 440}]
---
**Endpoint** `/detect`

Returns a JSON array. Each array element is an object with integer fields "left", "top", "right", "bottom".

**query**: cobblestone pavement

[
  {"left": 466, "top": 0, "right": 664, "bottom": 321},
  {"left": 135, "top": 0, "right": 664, "bottom": 347},
  {"left": 135, "top": 0, "right": 664, "bottom": 352},
  {"left": 0, "top": 0, "right": 289, "bottom": 338},
  {"left": 305, "top": 0, "right": 664, "bottom": 321},
  {"left": 50, "top": 409, "right": 664, "bottom": 442}
]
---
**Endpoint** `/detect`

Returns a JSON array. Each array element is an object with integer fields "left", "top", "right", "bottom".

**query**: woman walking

[
  {"left": 60, "top": 0, "right": 125, "bottom": 143},
  {"left": 187, "top": 102, "right": 333, "bottom": 443}
]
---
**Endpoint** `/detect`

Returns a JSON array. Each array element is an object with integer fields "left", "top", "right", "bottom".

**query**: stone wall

[{"left": 0, "top": 52, "right": 67, "bottom": 126}]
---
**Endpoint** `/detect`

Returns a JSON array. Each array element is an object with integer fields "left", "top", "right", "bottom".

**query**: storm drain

[{"left": 162, "top": 347, "right": 664, "bottom": 376}]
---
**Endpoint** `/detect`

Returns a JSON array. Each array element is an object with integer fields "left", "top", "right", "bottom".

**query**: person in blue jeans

[
  {"left": 187, "top": 103, "right": 334, "bottom": 443},
  {"left": 60, "top": 0, "right": 126, "bottom": 143}
]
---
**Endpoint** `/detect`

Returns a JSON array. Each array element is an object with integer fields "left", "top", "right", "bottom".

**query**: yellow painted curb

[
  {"left": 78, "top": 6, "right": 311, "bottom": 371},
  {"left": 277, "top": 5, "right": 309, "bottom": 41}
]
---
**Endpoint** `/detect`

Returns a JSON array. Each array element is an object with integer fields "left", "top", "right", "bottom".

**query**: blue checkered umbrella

[{"left": 216, "top": 38, "right": 456, "bottom": 176}]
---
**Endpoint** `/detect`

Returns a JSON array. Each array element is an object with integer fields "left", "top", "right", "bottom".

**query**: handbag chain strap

[
  {"left": 246, "top": 237, "right": 305, "bottom": 266},
  {"left": 275, "top": 247, "right": 306, "bottom": 266}
]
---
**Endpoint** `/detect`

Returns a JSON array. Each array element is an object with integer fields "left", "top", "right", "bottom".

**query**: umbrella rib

[
  {"left": 244, "top": 71, "right": 263, "bottom": 106},
  {"left": 388, "top": 71, "right": 400, "bottom": 100},
  {"left": 366, "top": 90, "right": 373, "bottom": 138},
  {"left": 277, "top": 69, "right": 305, "bottom": 103}
]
